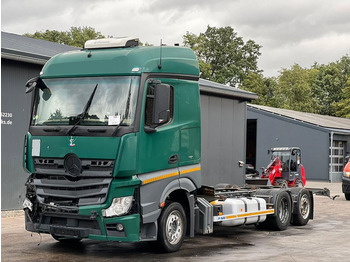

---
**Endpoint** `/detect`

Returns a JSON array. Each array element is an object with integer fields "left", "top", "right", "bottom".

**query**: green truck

[{"left": 23, "top": 37, "right": 316, "bottom": 252}]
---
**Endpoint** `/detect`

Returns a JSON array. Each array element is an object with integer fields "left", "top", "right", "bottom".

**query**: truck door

[{"left": 138, "top": 79, "right": 179, "bottom": 174}]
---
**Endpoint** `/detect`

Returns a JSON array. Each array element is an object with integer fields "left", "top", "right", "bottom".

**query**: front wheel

[
  {"left": 274, "top": 179, "right": 288, "bottom": 188},
  {"left": 294, "top": 179, "right": 303, "bottom": 188},
  {"left": 157, "top": 202, "right": 186, "bottom": 253}
]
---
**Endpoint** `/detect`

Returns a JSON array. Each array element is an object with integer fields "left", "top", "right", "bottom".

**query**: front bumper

[
  {"left": 342, "top": 176, "right": 350, "bottom": 194},
  {"left": 24, "top": 209, "right": 140, "bottom": 242}
]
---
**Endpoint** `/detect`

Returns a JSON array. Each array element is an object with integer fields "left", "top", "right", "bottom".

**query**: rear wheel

[
  {"left": 345, "top": 193, "right": 350, "bottom": 201},
  {"left": 266, "top": 190, "right": 292, "bottom": 230},
  {"left": 157, "top": 202, "right": 186, "bottom": 252},
  {"left": 291, "top": 189, "right": 311, "bottom": 226}
]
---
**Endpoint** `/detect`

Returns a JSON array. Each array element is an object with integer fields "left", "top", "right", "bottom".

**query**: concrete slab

[{"left": 2, "top": 181, "right": 349, "bottom": 261}]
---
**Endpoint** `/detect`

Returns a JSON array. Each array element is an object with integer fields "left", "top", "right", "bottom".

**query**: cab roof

[{"left": 41, "top": 45, "right": 199, "bottom": 78}]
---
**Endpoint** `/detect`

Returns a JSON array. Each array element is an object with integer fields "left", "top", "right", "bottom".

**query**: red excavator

[{"left": 246, "top": 147, "right": 306, "bottom": 188}]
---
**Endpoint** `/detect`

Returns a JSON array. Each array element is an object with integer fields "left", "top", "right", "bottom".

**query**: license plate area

[{"left": 50, "top": 226, "right": 89, "bottom": 238}]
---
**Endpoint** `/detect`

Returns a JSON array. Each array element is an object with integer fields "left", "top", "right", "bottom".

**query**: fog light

[{"left": 116, "top": 223, "right": 124, "bottom": 232}]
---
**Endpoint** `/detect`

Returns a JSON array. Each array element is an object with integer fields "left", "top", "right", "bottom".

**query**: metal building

[
  {"left": 247, "top": 104, "right": 350, "bottom": 182},
  {"left": 1, "top": 32, "right": 79, "bottom": 210},
  {"left": 1, "top": 32, "right": 256, "bottom": 210},
  {"left": 199, "top": 79, "right": 257, "bottom": 186}
]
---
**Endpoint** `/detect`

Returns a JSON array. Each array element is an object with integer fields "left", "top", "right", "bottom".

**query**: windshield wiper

[{"left": 66, "top": 84, "right": 98, "bottom": 135}]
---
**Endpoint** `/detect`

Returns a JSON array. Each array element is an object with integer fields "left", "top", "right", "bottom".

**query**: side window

[{"left": 145, "top": 83, "right": 174, "bottom": 127}]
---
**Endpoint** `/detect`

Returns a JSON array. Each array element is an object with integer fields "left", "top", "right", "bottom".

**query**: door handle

[{"left": 168, "top": 154, "right": 179, "bottom": 164}]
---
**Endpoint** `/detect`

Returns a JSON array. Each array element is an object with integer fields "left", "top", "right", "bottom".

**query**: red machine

[
  {"left": 342, "top": 157, "right": 350, "bottom": 200},
  {"left": 261, "top": 147, "right": 306, "bottom": 188}
]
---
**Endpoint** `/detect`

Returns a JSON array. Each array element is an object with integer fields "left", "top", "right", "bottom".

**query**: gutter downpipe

[{"left": 329, "top": 131, "right": 334, "bottom": 183}]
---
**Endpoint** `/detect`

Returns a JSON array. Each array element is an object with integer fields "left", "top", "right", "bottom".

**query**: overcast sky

[{"left": 2, "top": 0, "right": 350, "bottom": 76}]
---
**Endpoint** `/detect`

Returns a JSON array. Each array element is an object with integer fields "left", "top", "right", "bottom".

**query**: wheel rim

[
  {"left": 278, "top": 197, "right": 289, "bottom": 224},
  {"left": 166, "top": 210, "right": 183, "bottom": 245},
  {"left": 299, "top": 194, "right": 310, "bottom": 219}
]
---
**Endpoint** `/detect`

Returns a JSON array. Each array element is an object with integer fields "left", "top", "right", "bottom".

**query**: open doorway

[{"left": 246, "top": 119, "right": 257, "bottom": 168}]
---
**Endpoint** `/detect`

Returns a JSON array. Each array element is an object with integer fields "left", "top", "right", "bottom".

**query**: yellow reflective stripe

[
  {"left": 180, "top": 166, "right": 201, "bottom": 175},
  {"left": 142, "top": 171, "right": 179, "bottom": 185},
  {"left": 237, "top": 209, "right": 275, "bottom": 218},
  {"left": 142, "top": 166, "right": 201, "bottom": 185},
  {"left": 215, "top": 209, "right": 275, "bottom": 221}
]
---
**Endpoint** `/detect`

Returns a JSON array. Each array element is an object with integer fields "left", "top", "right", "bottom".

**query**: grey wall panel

[
  {"left": 200, "top": 94, "right": 246, "bottom": 186},
  {"left": 1, "top": 59, "right": 42, "bottom": 210},
  {"left": 248, "top": 109, "right": 329, "bottom": 181}
]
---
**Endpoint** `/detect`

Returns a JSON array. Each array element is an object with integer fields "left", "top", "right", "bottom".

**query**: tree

[
  {"left": 240, "top": 72, "right": 279, "bottom": 107},
  {"left": 276, "top": 64, "right": 318, "bottom": 113},
  {"left": 335, "top": 78, "right": 350, "bottom": 118},
  {"left": 48, "top": 109, "right": 65, "bottom": 120},
  {"left": 312, "top": 61, "right": 346, "bottom": 116},
  {"left": 24, "top": 26, "right": 105, "bottom": 48},
  {"left": 183, "top": 25, "right": 262, "bottom": 87}
]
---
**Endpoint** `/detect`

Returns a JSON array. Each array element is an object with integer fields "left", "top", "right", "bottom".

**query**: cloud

[{"left": 2, "top": 0, "right": 350, "bottom": 76}]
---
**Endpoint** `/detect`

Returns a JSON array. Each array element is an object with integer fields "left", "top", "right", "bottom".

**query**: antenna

[{"left": 158, "top": 39, "right": 162, "bottom": 69}]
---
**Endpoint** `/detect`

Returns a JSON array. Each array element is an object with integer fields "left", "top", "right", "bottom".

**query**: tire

[
  {"left": 266, "top": 190, "right": 292, "bottom": 230},
  {"left": 274, "top": 179, "right": 288, "bottom": 188},
  {"left": 291, "top": 189, "right": 311, "bottom": 226},
  {"left": 51, "top": 234, "right": 82, "bottom": 243},
  {"left": 345, "top": 193, "right": 350, "bottom": 201},
  {"left": 157, "top": 202, "right": 186, "bottom": 253},
  {"left": 294, "top": 179, "right": 303, "bottom": 188}
]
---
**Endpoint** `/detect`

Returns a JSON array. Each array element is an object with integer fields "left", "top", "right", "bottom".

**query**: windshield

[
  {"left": 31, "top": 76, "right": 139, "bottom": 126},
  {"left": 271, "top": 151, "right": 290, "bottom": 163}
]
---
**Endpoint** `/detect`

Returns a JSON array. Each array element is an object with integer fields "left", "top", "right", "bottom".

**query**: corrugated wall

[
  {"left": 1, "top": 59, "right": 42, "bottom": 210},
  {"left": 200, "top": 94, "right": 246, "bottom": 186}
]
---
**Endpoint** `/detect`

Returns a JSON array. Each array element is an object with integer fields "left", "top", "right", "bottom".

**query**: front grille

[
  {"left": 33, "top": 157, "right": 115, "bottom": 177},
  {"left": 33, "top": 175, "right": 112, "bottom": 206}
]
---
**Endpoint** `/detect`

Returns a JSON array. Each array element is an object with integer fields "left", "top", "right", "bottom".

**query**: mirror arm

[{"left": 144, "top": 126, "right": 157, "bottom": 134}]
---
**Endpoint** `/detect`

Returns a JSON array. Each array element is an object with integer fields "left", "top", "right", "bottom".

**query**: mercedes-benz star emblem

[{"left": 64, "top": 153, "right": 82, "bottom": 176}]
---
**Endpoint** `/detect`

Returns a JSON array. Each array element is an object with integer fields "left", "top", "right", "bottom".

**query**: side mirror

[
  {"left": 25, "top": 77, "right": 39, "bottom": 93},
  {"left": 42, "top": 87, "right": 52, "bottom": 101},
  {"left": 152, "top": 83, "right": 171, "bottom": 125}
]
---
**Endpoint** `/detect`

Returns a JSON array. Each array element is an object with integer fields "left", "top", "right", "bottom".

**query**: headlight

[
  {"left": 102, "top": 196, "right": 133, "bottom": 217},
  {"left": 344, "top": 171, "right": 350, "bottom": 178},
  {"left": 22, "top": 198, "right": 33, "bottom": 212}
]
